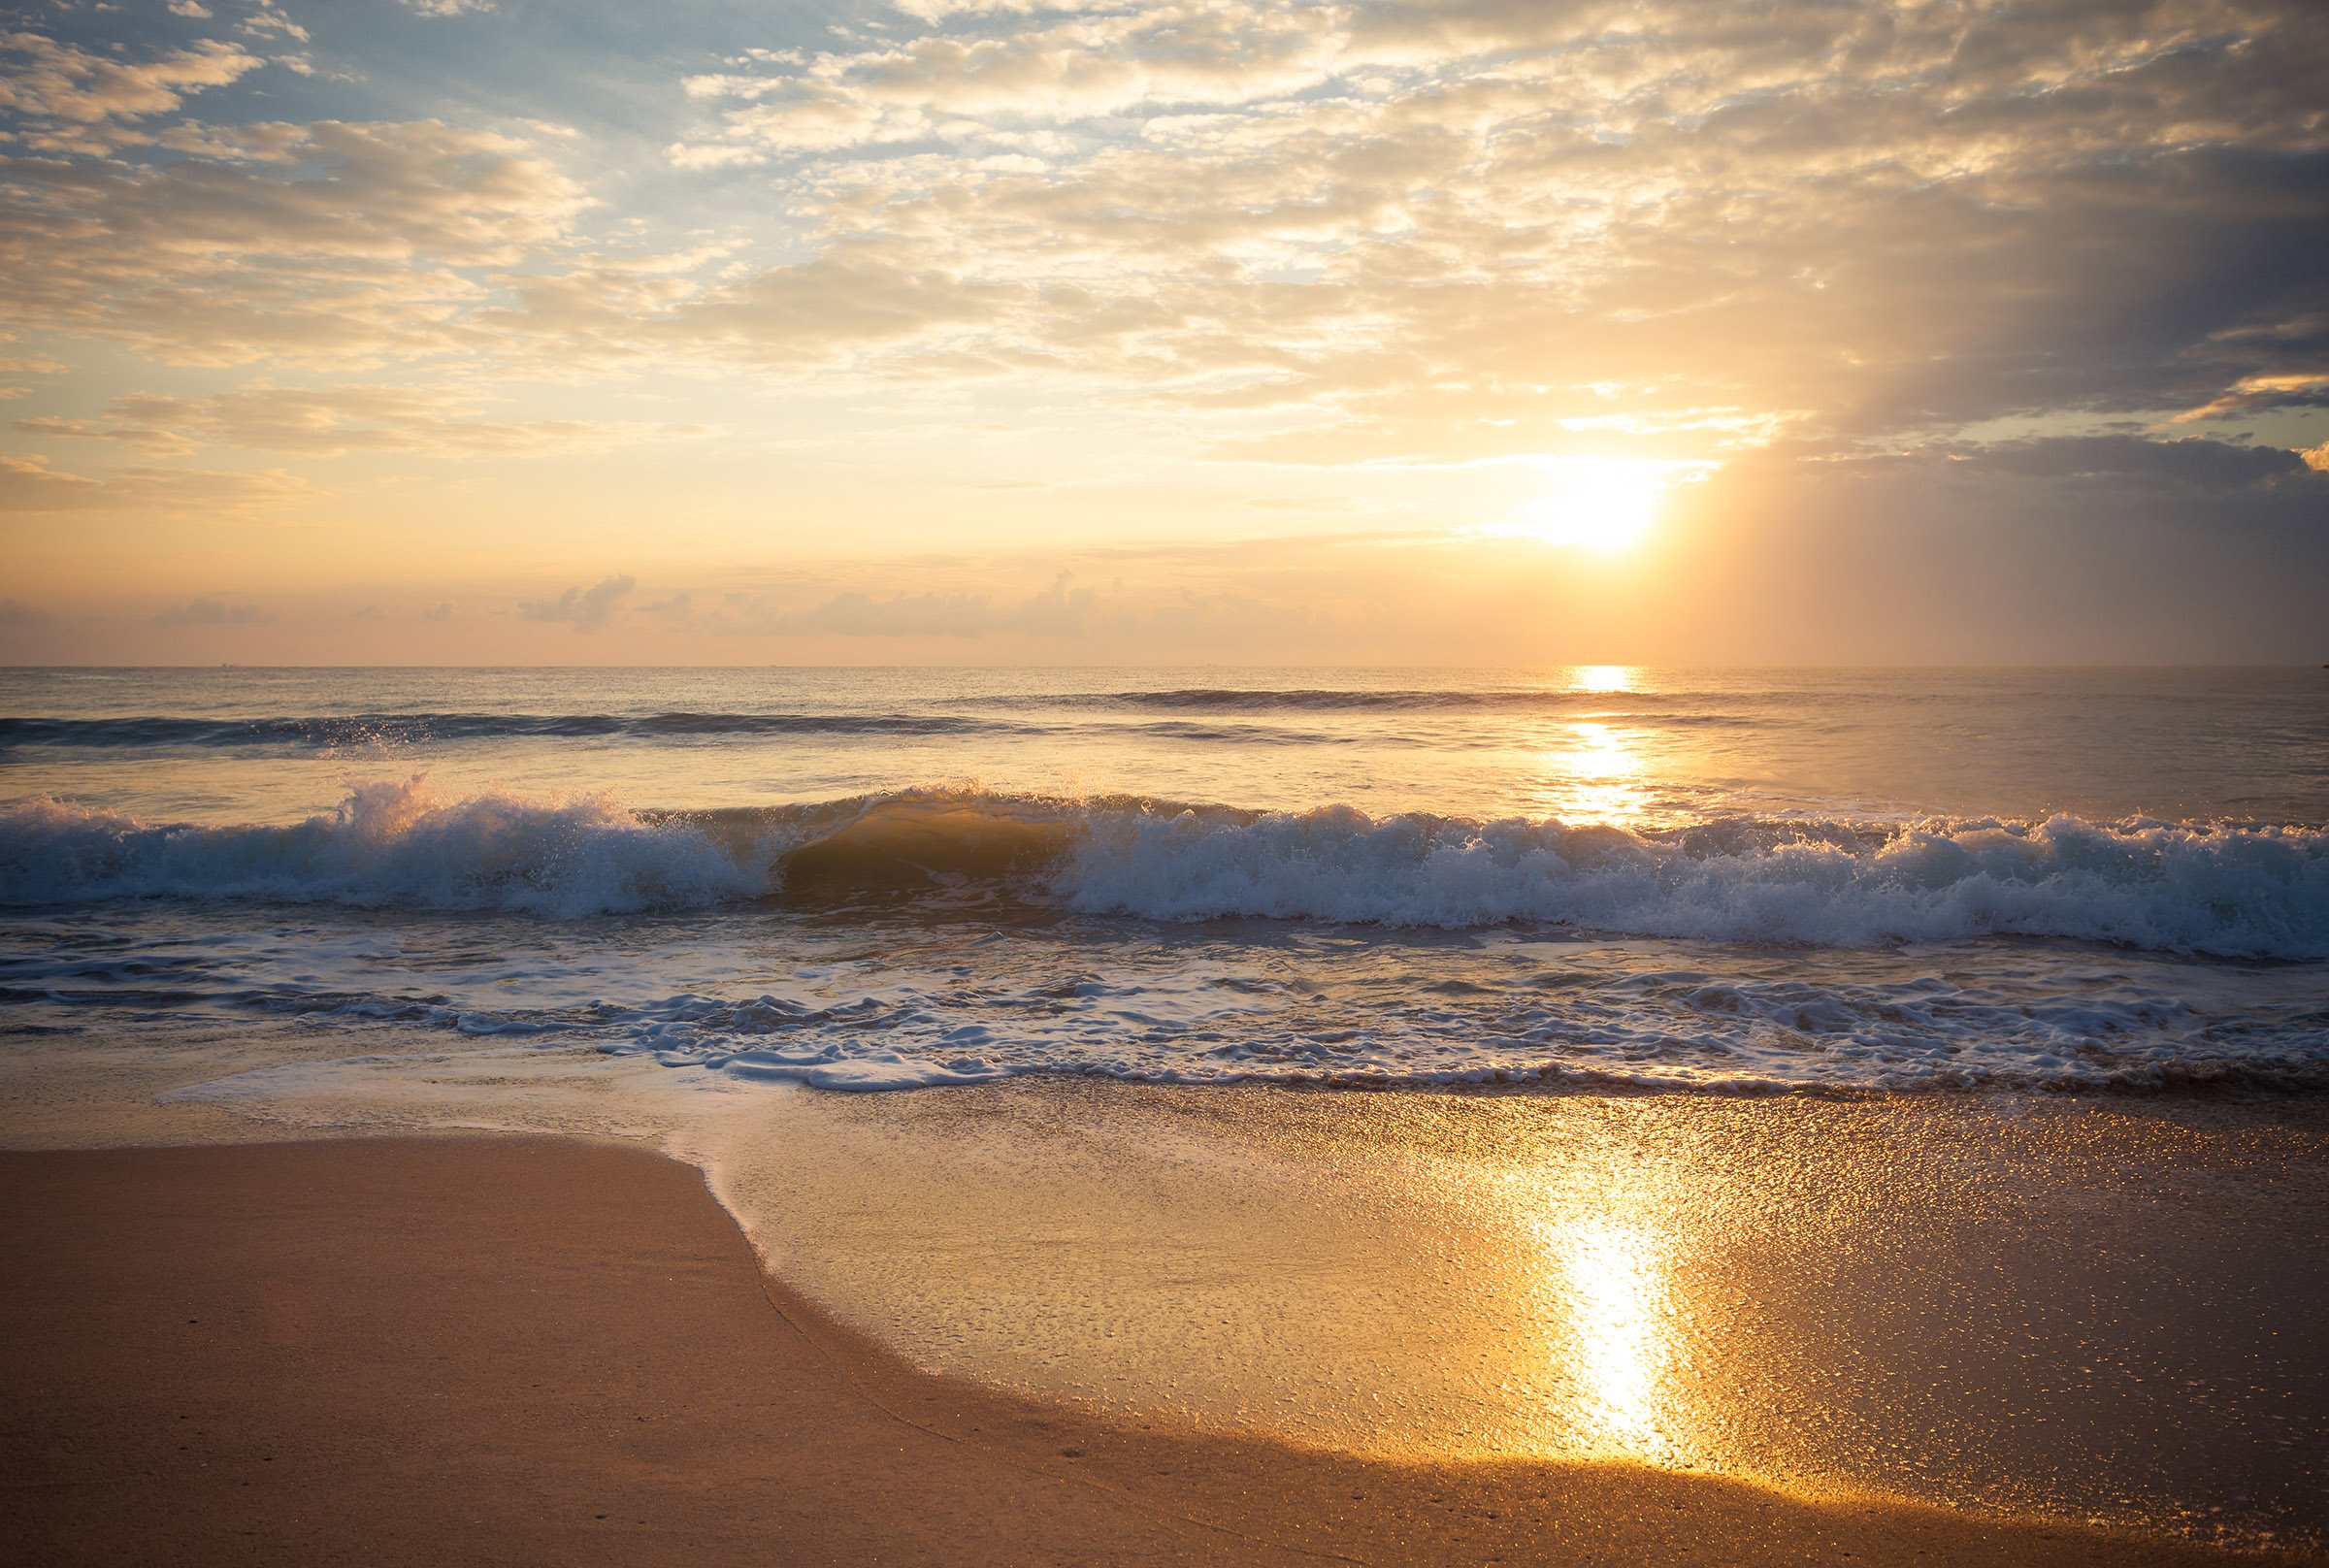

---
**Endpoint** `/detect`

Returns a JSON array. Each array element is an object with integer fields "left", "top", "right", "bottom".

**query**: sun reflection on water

[
  {"left": 1535, "top": 719, "right": 1652, "bottom": 827},
  {"left": 1568, "top": 665, "right": 1638, "bottom": 693}
]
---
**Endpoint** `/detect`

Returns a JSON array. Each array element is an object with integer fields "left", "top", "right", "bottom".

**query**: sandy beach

[
  {"left": 3, "top": 1130, "right": 2316, "bottom": 1567},
  {"left": 6, "top": 0, "right": 2326, "bottom": 1544}
]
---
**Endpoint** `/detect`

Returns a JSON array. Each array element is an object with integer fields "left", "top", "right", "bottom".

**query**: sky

[{"left": 0, "top": 0, "right": 2323, "bottom": 664}]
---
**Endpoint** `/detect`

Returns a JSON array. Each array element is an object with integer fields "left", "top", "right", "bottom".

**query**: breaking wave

[
  {"left": 3, "top": 781, "right": 2326, "bottom": 958},
  {"left": 0, "top": 778, "right": 763, "bottom": 918}
]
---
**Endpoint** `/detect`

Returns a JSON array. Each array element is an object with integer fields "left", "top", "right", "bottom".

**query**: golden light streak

[
  {"left": 1502, "top": 1160, "right": 1689, "bottom": 1462},
  {"left": 1532, "top": 718, "right": 1653, "bottom": 827},
  {"left": 1551, "top": 1215, "right": 1669, "bottom": 1449}
]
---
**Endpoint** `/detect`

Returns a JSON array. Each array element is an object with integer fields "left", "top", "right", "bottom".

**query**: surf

[{"left": 4, "top": 778, "right": 2326, "bottom": 959}]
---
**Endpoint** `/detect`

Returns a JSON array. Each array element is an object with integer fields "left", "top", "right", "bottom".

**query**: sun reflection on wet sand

[
  {"left": 727, "top": 1085, "right": 2329, "bottom": 1552},
  {"left": 1550, "top": 1214, "right": 1669, "bottom": 1450},
  {"left": 1506, "top": 1160, "right": 1689, "bottom": 1462}
]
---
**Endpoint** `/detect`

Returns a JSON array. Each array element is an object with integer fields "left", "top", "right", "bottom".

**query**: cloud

[
  {"left": 518, "top": 573, "right": 637, "bottom": 632},
  {"left": 1000, "top": 571, "right": 1096, "bottom": 636},
  {"left": 2173, "top": 372, "right": 2329, "bottom": 422},
  {"left": 662, "top": 248, "right": 1010, "bottom": 366},
  {"left": 1958, "top": 436, "right": 2314, "bottom": 489},
  {"left": 0, "top": 31, "right": 261, "bottom": 153},
  {"left": 0, "top": 597, "right": 49, "bottom": 626},
  {"left": 623, "top": 0, "right": 2329, "bottom": 458},
  {"left": 0, "top": 452, "right": 312, "bottom": 512},
  {"left": 670, "top": 3, "right": 1344, "bottom": 163},
  {"left": 238, "top": 5, "right": 311, "bottom": 45},
  {"left": 149, "top": 596, "right": 267, "bottom": 627},
  {"left": 479, "top": 245, "right": 1016, "bottom": 371},
  {"left": 748, "top": 588, "right": 993, "bottom": 637},
  {"left": 13, "top": 414, "right": 195, "bottom": 455},
  {"left": 1636, "top": 441, "right": 2329, "bottom": 662},
  {"left": 0, "top": 344, "right": 67, "bottom": 376},
  {"left": 16, "top": 0, "right": 2315, "bottom": 463},
  {"left": 18, "top": 387, "right": 707, "bottom": 458},
  {"left": 637, "top": 591, "right": 695, "bottom": 628},
  {"left": 0, "top": 120, "right": 589, "bottom": 366}
]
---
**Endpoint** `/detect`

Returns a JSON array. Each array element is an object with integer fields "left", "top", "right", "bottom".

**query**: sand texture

[{"left": 0, "top": 1135, "right": 2296, "bottom": 1567}]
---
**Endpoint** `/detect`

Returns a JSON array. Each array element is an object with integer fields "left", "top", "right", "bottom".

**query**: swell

[
  {"left": 0, "top": 712, "right": 1015, "bottom": 747},
  {"left": 0, "top": 693, "right": 1772, "bottom": 744},
  {"left": 0, "top": 712, "right": 1427, "bottom": 749},
  {"left": 1019, "top": 687, "right": 1831, "bottom": 712},
  {"left": 4, "top": 781, "right": 2326, "bottom": 959},
  {"left": 1034, "top": 682, "right": 2329, "bottom": 716}
]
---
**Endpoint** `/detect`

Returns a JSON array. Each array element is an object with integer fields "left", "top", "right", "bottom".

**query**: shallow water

[{"left": 4, "top": 666, "right": 2325, "bottom": 1094}]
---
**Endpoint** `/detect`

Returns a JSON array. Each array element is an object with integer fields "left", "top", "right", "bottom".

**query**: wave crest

[
  {"left": 4, "top": 782, "right": 2325, "bottom": 956},
  {"left": 1067, "top": 806, "right": 2328, "bottom": 957},
  {"left": 0, "top": 777, "right": 764, "bottom": 916}
]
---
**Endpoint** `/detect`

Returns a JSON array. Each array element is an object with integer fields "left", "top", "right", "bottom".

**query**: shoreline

[
  {"left": 2, "top": 1131, "right": 2317, "bottom": 1565},
  {"left": 707, "top": 1080, "right": 2329, "bottom": 1525}
]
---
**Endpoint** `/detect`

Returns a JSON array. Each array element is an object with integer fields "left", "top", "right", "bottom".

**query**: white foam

[
  {"left": 4, "top": 781, "right": 2325, "bottom": 961},
  {"left": 1066, "top": 808, "right": 2329, "bottom": 960}
]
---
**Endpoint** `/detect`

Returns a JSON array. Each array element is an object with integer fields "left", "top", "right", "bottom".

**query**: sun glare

[
  {"left": 1506, "top": 1163, "right": 1687, "bottom": 1460},
  {"left": 1569, "top": 665, "right": 1636, "bottom": 693},
  {"left": 1514, "top": 460, "right": 1675, "bottom": 551}
]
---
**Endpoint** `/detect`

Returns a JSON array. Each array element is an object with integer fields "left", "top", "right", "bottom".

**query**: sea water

[
  {"left": 3, "top": 665, "right": 2326, "bottom": 1099},
  {"left": 9, "top": 665, "right": 2326, "bottom": 1549}
]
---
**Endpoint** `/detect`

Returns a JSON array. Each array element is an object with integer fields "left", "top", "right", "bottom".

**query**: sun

[{"left": 1513, "top": 459, "right": 1675, "bottom": 552}]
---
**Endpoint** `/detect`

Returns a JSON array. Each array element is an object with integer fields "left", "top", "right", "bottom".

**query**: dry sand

[{"left": 0, "top": 1135, "right": 2297, "bottom": 1567}]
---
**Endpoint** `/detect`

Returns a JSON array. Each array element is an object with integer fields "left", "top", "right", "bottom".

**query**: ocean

[
  {"left": 3, "top": 665, "right": 2325, "bottom": 1100},
  {"left": 7, "top": 665, "right": 2329, "bottom": 1544}
]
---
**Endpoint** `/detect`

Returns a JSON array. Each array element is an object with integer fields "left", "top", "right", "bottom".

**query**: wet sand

[
  {"left": 710, "top": 1082, "right": 2329, "bottom": 1548},
  {"left": 0, "top": 1134, "right": 2310, "bottom": 1566}
]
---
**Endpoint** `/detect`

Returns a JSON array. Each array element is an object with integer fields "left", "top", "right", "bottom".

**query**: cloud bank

[{"left": 0, "top": 0, "right": 2320, "bottom": 662}]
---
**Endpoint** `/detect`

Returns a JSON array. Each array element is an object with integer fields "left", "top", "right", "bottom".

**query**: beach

[
  {"left": 7, "top": 0, "right": 2326, "bottom": 1539},
  {"left": 5, "top": 0, "right": 2323, "bottom": 1535},
  {"left": 3, "top": 664, "right": 2325, "bottom": 1560},
  {"left": 5, "top": 1128, "right": 2315, "bottom": 1567}
]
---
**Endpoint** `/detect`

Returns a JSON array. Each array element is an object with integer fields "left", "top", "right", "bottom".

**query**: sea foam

[{"left": 1066, "top": 804, "right": 2329, "bottom": 958}]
